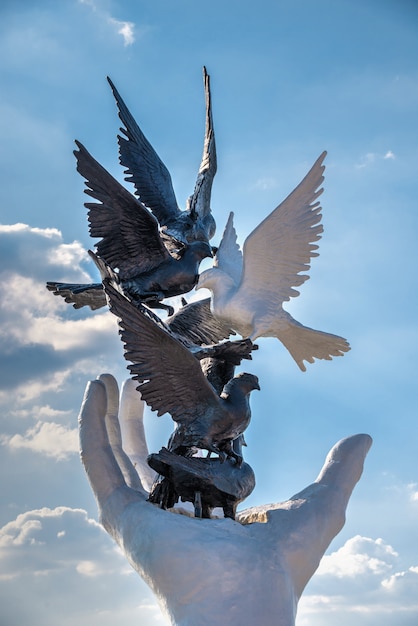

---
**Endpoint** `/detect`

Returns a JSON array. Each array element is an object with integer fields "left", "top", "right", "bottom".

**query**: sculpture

[
  {"left": 197, "top": 153, "right": 351, "bottom": 370},
  {"left": 102, "top": 281, "right": 260, "bottom": 465},
  {"left": 108, "top": 67, "right": 217, "bottom": 247},
  {"left": 44, "top": 67, "right": 370, "bottom": 625},
  {"left": 47, "top": 141, "right": 213, "bottom": 315},
  {"left": 79, "top": 374, "right": 372, "bottom": 626},
  {"left": 147, "top": 441, "right": 255, "bottom": 519}
]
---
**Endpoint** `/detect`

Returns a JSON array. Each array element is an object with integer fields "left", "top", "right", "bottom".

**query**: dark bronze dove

[
  {"left": 107, "top": 67, "right": 216, "bottom": 247},
  {"left": 103, "top": 281, "right": 260, "bottom": 464},
  {"left": 47, "top": 141, "right": 212, "bottom": 315}
]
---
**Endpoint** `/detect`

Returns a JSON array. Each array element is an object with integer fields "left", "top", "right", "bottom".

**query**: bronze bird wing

[
  {"left": 74, "top": 141, "right": 171, "bottom": 278},
  {"left": 46, "top": 281, "right": 106, "bottom": 310},
  {"left": 186, "top": 67, "right": 217, "bottom": 239},
  {"left": 107, "top": 77, "right": 181, "bottom": 229},
  {"left": 104, "top": 282, "right": 221, "bottom": 424},
  {"left": 236, "top": 152, "right": 326, "bottom": 309},
  {"left": 166, "top": 297, "right": 236, "bottom": 346}
]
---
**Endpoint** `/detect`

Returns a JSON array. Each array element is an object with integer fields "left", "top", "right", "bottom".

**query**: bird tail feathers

[{"left": 276, "top": 316, "right": 350, "bottom": 372}]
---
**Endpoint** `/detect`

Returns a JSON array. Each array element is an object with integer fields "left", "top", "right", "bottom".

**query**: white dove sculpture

[{"left": 197, "top": 152, "right": 350, "bottom": 371}]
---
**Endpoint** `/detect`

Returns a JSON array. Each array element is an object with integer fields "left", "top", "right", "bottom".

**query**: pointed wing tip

[
  {"left": 73, "top": 139, "right": 83, "bottom": 154},
  {"left": 318, "top": 151, "right": 327, "bottom": 172},
  {"left": 107, "top": 75, "right": 117, "bottom": 92}
]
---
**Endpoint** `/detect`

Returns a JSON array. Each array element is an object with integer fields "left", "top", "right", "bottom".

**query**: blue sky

[{"left": 0, "top": 0, "right": 417, "bottom": 624}]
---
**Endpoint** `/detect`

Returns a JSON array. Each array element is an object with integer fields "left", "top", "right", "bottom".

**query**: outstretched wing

[
  {"left": 238, "top": 152, "right": 326, "bottom": 307},
  {"left": 74, "top": 141, "right": 170, "bottom": 277},
  {"left": 107, "top": 77, "right": 181, "bottom": 227},
  {"left": 167, "top": 297, "right": 236, "bottom": 345},
  {"left": 214, "top": 212, "right": 243, "bottom": 287},
  {"left": 46, "top": 281, "right": 106, "bottom": 310},
  {"left": 104, "top": 282, "right": 220, "bottom": 424},
  {"left": 187, "top": 67, "right": 217, "bottom": 239}
]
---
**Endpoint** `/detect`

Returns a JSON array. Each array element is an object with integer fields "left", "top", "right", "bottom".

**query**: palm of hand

[{"left": 79, "top": 374, "right": 371, "bottom": 626}]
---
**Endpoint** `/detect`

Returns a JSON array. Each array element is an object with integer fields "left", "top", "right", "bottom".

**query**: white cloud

[
  {"left": 108, "top": 18, "right": 135, "bottom": 46},
  {"left": 76, "top": 559, "right": 104, "bottom": 577},
  {"left": 0, "top": 507, "right": 165, "bottom": 625},
  {"left": 20, "top": 308, "right": 117, "bottom": 351},
  {"left": 0, "top": 223, "right": 91, "bottom": 281},
  {"left": 409, "top": 487, "right": 418, "bottom": 503},
  {"left": 317, "top": 535, "right": 398, "bottom": 578},
  {"left": 0, "top": 223, "right": 123, "bottom": 411},
  {"left": 79, "top": 0, "right": 136, "bottom": 46},
  {"left": 0, "top": 223, "right": 60, "bottom": 238},
  {"left": 8, "top": 404, "right": 72, "bottom": 420},
  {"left": 298, "top": 535, "right": 418, "bottom": 626},
  {"left": 1, "top": 421, "right": 78, "bottom": 460},
  {"left": 0, "top": 367, "right": 72, "bottom": 406},
  {"left": 0, "top": 270, "right": 118, "bottom": 352},
  {"left": 355, "top": 150, "right": 396, "bottom": 168},
  {"left": 382, "top": 566, "right": 418, "bottom": 593},
  {"left": 0, "top": 224, "right": 116, "bottom": 353},
  {"left": 0, "top": 507, "right": 110, "bottom": 571}
]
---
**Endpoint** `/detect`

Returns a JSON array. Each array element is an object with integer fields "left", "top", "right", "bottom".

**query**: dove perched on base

[{"left": 197, "top": 152, "right": 350, "bottom": 371}]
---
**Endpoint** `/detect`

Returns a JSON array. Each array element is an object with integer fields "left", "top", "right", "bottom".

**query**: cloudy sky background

[{"left": 0, "top": 0, "right": 417, "bottom": 624}]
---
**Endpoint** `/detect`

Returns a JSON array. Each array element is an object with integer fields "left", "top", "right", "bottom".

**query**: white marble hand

[{"left": 79, "top": 374, "right": 372, "bottom": 626}]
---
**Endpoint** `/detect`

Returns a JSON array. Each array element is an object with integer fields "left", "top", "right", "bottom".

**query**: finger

[
  {"left": 119, "top": 379, "right": 157, "bottom": 492},
  {"left": 287, "top": 433, "right": 372, "bottom": 531},
  {"left": 240, "top": 434, "right": 372, "bottom": 597},
  {"left": 79, "top": 379, "right": 126, "bottom": 504},
  {"left": 97, "top": 373, "right": 120, "bottom": 444},
  {"left": 98, "top": 374, "right": 147, "bottom": 495},
  {"left": 315, "top": 433, "right": 372, "bottom": 496},
  {"left": 98, "top": 373, "right": 119, "bottom": 412}
]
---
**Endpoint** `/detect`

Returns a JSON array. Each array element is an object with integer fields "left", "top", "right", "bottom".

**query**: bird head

[
  {"left": 189, "top": 240, "right": 213, "bottom": 261},
  {"left": 196, "top": 268, "right": 216, "bottom": 292},
  {"left": 233, "top": 372, "right": 261, "bottom": 393},
  {"left": 196, "top": 267, "right": 235, "bottom": 296}
]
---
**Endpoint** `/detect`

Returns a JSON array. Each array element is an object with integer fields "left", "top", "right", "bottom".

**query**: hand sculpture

[{"left": 79, "top": 373, "right": 372, "bottom": 626}]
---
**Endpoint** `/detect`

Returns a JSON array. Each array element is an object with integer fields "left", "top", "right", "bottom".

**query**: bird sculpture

[
  {"left": 88, "top": 249, "right": 257, "bottom": 369},
  {"left": 108, "top": 66, "right": 217, "bottom": 247},
  {"left": 47, "top": 140, "right": 212, "bottom": 315},
  {"left": 103, "top": 280, "right": 260, "bottom": 464},
  {"left": 147, "top": 443, "right": 255, "bottom": 519},
  {"left": 197, "top": 152, "right": 351, "bottom": 371},
  {"left": 90, "top": 256, "right": 256, "bottom": 517}
]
